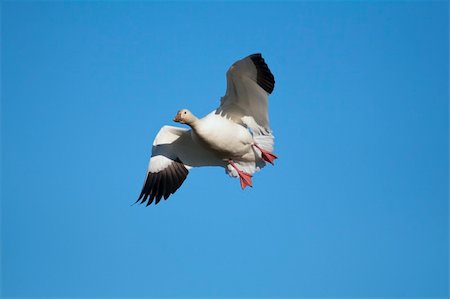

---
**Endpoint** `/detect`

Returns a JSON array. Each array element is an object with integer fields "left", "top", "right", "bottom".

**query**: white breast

[{"left": 194, "top": 111, "right": 253, "bottom": 159}]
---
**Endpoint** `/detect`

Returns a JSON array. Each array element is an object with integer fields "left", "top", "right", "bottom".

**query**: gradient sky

[{"left": 1, "top": 1, "right": 449, "bottom": 298}]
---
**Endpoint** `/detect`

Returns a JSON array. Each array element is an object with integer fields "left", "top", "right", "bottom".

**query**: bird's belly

[{"left": 194, "top": 117, "right": 253, "bottom": 160}]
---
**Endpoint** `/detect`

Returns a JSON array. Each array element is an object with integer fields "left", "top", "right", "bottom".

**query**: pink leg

[
  {"left": 253, "top": 144, "right": 278, "bottom": 165},
  {"left": 228, "top": 160, "right": 253, "bottom": 189}
]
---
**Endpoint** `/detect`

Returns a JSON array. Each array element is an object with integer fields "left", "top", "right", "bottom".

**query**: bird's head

[{"left": 173, "top": 109, "right": 196, "bottom": 125}]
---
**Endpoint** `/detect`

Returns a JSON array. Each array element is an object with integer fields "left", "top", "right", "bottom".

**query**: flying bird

[{"left": 136, "top": 53, "right": 277, "bottom": 205}]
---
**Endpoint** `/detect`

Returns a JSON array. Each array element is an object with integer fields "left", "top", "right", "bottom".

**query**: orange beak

[{"left": 173, "top": 112, "right": 182, "bottom": 122}]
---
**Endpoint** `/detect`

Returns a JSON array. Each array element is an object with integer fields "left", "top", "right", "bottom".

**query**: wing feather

[
  {"left": 136, "top": 126, "right": 223, "bottom": 206},
  {"left": 155, "top": 172, "right": 165, "bottom": 205},
  {"left": 217, "top": 53, "right": 275, "bottom": 132}
]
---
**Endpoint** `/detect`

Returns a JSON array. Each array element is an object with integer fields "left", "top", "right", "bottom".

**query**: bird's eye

[{"left": 184, "top": 111, "right": 187, "bottom": 114}]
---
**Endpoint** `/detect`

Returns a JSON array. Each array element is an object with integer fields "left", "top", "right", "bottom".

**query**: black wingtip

[
  {"left": 135, "top": 159, "right": 189, "bottom": 206},
  {"left": 249, "top": 53, "right": 275, "bottom": 94}
]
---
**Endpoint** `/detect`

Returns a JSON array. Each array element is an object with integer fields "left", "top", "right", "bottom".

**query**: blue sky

[{"left": 1, "top": 1, "right": 448, "bottom": 298}]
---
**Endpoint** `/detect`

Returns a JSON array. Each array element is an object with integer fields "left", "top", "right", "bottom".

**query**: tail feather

[{"left": 253, "top": 133, "right": 274, "bottom": 154}]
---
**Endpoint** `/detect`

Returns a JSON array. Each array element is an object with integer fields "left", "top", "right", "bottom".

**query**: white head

[{"left": 173, "top": 109, "right": 197, "bottom": 125}]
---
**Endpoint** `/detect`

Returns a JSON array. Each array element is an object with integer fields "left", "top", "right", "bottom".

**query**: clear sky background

[{"left": 1, "top": 1, "right": 448, "bottom": 298}]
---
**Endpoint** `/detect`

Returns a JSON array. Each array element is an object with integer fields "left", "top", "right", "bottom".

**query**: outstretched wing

[
  {"left": 136, "top": 126, "right": 223, "bottom": 206},
  {"left": 216, "top": 53, "right": 275, "bottom": 134}
]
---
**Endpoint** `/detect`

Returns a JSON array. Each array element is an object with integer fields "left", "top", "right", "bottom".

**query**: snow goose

[{"left": 136, "top": 53, "right": 277, "bottom": 205}]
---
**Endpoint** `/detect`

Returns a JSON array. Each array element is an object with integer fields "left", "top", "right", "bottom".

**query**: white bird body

[
  {"left": 192, "top": 111, "right": 254, "bottom": 161},
  {"left": 136, "top": 53, "right": 277, "bottom": 205}
]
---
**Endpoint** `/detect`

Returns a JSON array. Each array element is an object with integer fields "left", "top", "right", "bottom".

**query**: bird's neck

[{"left": 187, "top": 117, "right": 199, "bottom": 130}]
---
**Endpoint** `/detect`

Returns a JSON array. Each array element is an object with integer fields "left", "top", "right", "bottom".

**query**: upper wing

[
  {"left": 136, "top": 126, "right": 224, "bottom": 206},
  {"left": 216, "top": 53, "right": 275, "bottom": 133}
]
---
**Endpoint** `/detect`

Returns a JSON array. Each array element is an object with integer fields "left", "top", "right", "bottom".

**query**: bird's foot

[
  {"left": 253, "top": 144, "right": 278, "bottom": 165},
  {"left": 237, "top": 171, "right": 253, "bottom": 190},
  {"left": 228, "top": 160, "right": 253, "bottom": 189}
]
